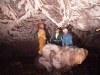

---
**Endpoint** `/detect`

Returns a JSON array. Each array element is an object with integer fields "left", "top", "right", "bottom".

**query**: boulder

[{"left": 39, "top": 43, "right": 88, "bottom": 72}]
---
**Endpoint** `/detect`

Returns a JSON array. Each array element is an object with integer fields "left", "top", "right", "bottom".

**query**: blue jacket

[{"left": 62, "top": 33, "right": 73, "bottom": 46}]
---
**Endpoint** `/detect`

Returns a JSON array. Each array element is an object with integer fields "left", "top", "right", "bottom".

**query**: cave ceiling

[{"left": 0, "top": 0, "right": 100, "bottom": 31}]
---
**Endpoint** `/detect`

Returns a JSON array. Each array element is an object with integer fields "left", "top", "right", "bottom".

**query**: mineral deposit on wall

[{"left": 0, "top": 0, "right": 100, "bottom": 31}]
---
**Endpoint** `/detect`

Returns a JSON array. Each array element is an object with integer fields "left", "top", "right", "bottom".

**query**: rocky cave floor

[{"left": 0, "top": 41, "right": 100, "bottom": 75}]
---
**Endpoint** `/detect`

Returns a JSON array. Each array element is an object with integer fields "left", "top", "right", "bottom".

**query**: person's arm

[
  {"left": 60, "top": 34, "right": 62, "bottom": 41},
  {"left": 69, "top": 39, "right": 73, "bottom": 46},
  {"left": 38, "top": 29, "right": 46, "bottom": 39},
  {"left": 69, "top": 34, "right": 73, "bottom": 46},
  {"left": 50, "top": 34, "right": 54, "bottom": 43},
  {"left": 38, "top": 30, "right": 41, "bottom": 38},
  {"left": 42, "top": 31, "right": 46, "bottom": 40},
  {"left": 62, "top": 35, "right": 65, "bottom": 46}
]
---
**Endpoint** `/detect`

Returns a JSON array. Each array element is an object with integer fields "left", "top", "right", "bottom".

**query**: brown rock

[{"left": 39, "top": 43, "right": 88, "bottom": 71}]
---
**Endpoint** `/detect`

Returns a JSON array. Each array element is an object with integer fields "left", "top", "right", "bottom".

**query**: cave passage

[
  {"left": 0, "top": 0, "right": 100, "bottom": 75},
  {"left": 0, "top": 28, "right": 100, "bottom": 75}
]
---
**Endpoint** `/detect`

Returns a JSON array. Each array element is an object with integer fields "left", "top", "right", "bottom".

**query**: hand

[
  {"left": 53, "top": 40, "right": 57, "bottom": 42},
  {"left": 53, "top": 40, "right": 62, "bottom": 42}
]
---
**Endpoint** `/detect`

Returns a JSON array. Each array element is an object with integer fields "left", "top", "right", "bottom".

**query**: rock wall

[
  {"left": 0, "top": 0, "right": 100, "bottom": 31},
  {"left": 66, "top": 25, "right": 100, "bottom": 50},
  {"left": 39, "top": 43, "right": 88, "bottom": 72},
  {"left": 0, "top": 11, "right": 57, "bottom": 40},
  {"left": 0, "top": 0, "right": 100, "bottom": 57},
  {"left": 0, "top": 8, "right": 57, "bottom": 57}
]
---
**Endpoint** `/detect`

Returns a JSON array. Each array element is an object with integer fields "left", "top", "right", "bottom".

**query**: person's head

[
  {"left": 55, "top": 28, "right": 60, "bottom": 33},
  {"left": 63, "top": 28, "right": 68, "bottom": 34},
  {"left": 38, "top": 23, "right": 44, "bottom": 29}
]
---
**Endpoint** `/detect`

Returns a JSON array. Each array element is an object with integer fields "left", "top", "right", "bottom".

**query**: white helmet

[{"left": 63, "top": 28, "right": 68, "bottom": 32}]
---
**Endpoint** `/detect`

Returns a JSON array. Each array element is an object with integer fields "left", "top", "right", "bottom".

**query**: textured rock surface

[
  {"left": 39, "top": 43, "right": 88, "bottom": 71},
  {"left": 0, "top": 0, "right": 100, "bottom": 31},
  {"left": 0, "top": 0, "right": 100, "bottom": 63},
  {"left": 0, "top": 1, "right": 99, "bottom": 74},
  {"left": 0, "top": 0, "right": 100, "bottom": 42},
  {"left": 0, "top": 11, "right": 57, "bottom": 40}
]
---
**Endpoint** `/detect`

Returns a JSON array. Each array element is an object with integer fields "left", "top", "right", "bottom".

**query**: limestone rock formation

[
  {"left": 0, "top": 0, "right": 99, "bottom": 59},
  {"left": 0, "top": 0, "right": 100, "bottom": 42},
  {"left": 0, "top": 0, "right": 100, "bottom": 31},
  {"left": 39, "top": 43, "right": 88, "bottom": 72}
]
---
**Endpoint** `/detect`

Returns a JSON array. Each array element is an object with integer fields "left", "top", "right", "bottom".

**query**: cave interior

[{"left": 0, "top": 0, "right": 100, "bottom": 75}]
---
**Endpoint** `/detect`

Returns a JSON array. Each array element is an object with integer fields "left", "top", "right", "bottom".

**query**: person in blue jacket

[{"left": 62, "top": 28, "right": 73, "bottom": 46}]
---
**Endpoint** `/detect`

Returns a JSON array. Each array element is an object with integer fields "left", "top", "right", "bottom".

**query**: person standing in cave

[
  {"left": 62, "top": 28, "right": 73, "bottom": 46},
  {"left": 50, "top": 28, "right": 62, "bottom": 46},
  {"left": 37, "top": 23, "right": 46, "bottom": 57}
]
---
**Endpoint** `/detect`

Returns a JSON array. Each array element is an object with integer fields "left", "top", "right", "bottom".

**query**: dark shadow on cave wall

[{"left": 67, "top": 25, "right": 100, "bottom": 51}]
